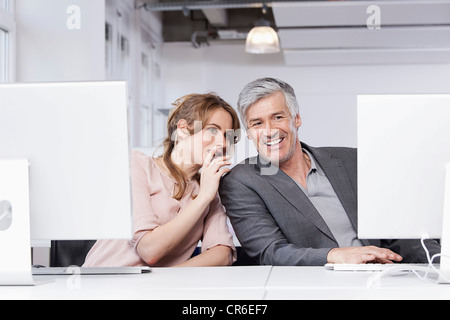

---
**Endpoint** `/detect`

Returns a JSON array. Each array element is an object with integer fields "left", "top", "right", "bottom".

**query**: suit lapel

[
  {"left": 255, "top": 144, "right": 372, "bottom": 247},
  {"left": 316, "top": 158, "right": 358, "bottom": 229},
  {"left": 256, "top": 156, "right": 337, "bottom": 242},
  {"left": 310, "top": 147, "right": 371, "bottom": 247}
]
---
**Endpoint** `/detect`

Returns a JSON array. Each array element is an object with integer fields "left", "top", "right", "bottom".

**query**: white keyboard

[
  {"left": 32, "top": 266, "right": 151, "bottom": 275},
  {"left": 324, "top": 263, "right": 432, "bottom": 272}
]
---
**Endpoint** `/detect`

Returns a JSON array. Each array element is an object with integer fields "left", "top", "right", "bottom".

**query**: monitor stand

[
  {"left": 439, "top": 164, "right": 450, "bottom": 284},
  {"left": 0, "top": 159, "right": 34, "bottom": 286}
]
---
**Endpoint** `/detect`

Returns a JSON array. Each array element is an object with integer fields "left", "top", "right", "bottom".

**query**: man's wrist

[{"left": 326, "top": 247, "right": 338, "bottom": 263}]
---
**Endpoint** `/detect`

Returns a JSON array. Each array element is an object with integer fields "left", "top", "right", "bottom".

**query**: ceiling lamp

[{"left": 245, "top": 18, "right": 280, "bottom": 54}]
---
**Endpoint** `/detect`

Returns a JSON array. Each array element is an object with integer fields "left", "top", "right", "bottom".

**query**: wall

[
  {"left": 15, "top": 0, "right": 164, "bottom": 148},
  {"left": 15, "top": 0, "right": 105, "bottom": 82},
  {"left": 161, "top": 41, "right": 450, "bottom": 163},
  {"left": 105, "top": 0, "right": 163, "bottom": 148}
]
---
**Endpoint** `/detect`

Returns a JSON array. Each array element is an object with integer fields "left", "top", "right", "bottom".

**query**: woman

[{"left": 83, "top": 93, "right": 240, "bottom": 267}]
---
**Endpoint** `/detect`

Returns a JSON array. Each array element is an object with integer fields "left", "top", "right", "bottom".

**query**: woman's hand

[{"left": 197, "top": 147, "right": 231, "bottom": 203}]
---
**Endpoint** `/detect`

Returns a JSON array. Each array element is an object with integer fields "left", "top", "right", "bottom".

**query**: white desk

[
  {"left": 266, "top": 266, "right": 450, "bottom": 300},
  {"left": 2, "top": 266, "right": 450, "bottom": 300},
  {"left": 0, "top": 266, "right": 271, "bottom": 300}
]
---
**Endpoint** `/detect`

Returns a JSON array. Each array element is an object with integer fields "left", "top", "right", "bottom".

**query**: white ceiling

[{"left": 272, "top": 0, "right": 450, "bottom": 65}]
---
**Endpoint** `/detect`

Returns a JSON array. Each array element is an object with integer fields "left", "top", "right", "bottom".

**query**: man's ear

[{"left": 295, "top": 114, "right": 302, "bottom": 129}]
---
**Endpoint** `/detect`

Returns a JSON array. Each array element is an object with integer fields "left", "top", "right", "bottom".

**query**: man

[{"left": 219, "top": 77, "right": 440, "bottom": 266}]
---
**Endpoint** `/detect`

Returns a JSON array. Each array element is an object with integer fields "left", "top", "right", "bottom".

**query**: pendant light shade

[{"left": 245, "top": 18, "right": 280, "bottom": 54}]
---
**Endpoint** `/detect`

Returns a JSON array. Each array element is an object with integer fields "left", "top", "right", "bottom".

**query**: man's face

[{"left": 246, "top": 91, "right": 301, "bottom": 165}]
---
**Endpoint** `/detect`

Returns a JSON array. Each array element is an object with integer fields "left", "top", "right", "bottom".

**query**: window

[
  {"left": 120, "top": 35, "right": 131, "bottom": 82},
  {"left": 105, "top": 0, "right": 163, "bottom": 147},
  {"left": 105, "top": 1, "right": 133, "bottom": 85},
  {"left": 0, "top": 0, "right": 8, "bottom": 11},
  {"left": 105, "top": 23, "right": 113, "bottom": 77},
  {"left": 141, "top": 53, "right": 149, "bottom": 97},
  {"left": 0, "top": 28, "right": 7, "bottom": 82},
  {"left": 0, "top": 0, "right": 15, "bottom": 83}
]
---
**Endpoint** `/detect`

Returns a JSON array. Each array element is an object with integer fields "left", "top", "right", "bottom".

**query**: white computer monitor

[
  {"left": 0, "top": 81, "right": 133, "bottom": 242},
  {"left": 357, "top": 94, "right": 450, "bottom": 281}
]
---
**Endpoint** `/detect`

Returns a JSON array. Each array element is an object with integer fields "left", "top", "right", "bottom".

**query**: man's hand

[{"left": 327, "top": 246, "right": 403, "bottom": 264}]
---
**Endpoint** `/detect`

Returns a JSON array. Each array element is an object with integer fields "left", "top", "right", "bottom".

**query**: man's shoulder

[
  {"left": 308, "top": 144, "right": 357, "bottom": 161},
  {"left": 222, "top": 157, "right": 259, "bottom": 181}
]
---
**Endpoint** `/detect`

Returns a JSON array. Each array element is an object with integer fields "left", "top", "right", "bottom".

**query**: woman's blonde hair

[{"left": 162, "top": 93, "right": 240, "bottom": 200}]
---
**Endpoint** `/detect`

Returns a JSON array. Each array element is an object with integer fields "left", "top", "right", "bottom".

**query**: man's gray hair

[{"left": 237, "top": 77, "right": 300, "bottom": 129}]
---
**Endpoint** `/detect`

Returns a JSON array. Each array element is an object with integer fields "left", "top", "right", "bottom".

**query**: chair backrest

[{"left": 50, "top": 240, "right": 96, "bottom": 267}]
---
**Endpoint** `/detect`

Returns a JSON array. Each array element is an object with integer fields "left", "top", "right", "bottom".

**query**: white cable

[
  {"left": 366, "top": 235, "right": 450, "bottom": 288},
  {"left": 366, "top": 264, "right": 435, "bottom": 288},
  {"left": 420, "top": 234, "right": 450, "bottom": 283},
  {"left": 421, "top": 234, "right": 432, "bottom": 263}
]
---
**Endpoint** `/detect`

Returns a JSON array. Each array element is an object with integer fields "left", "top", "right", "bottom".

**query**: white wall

[
  {"left": 15, "top": 0, "right": 105, "bottom": 82},
  {"left": 15, "top": 0, "right": 164, "bottom": 148},
  {"left": 105, "top": 0, "right": 163, "bottom": 148},
  {"left": 161, "top": 41, "right": 450, "bottom": 163}
]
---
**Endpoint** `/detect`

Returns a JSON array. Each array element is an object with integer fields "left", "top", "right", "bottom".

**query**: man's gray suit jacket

[{"left": 219, "top": 142, "right": 441, "bottom": 266}]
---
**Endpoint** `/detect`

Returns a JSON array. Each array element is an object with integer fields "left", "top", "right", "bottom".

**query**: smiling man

[{"left": 219, "top": 77, "right": 440, "bottom": 266}]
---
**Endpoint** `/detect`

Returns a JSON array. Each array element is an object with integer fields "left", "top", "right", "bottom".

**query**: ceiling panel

[
  {"left": 279, "top": 26, "right": 450, "bottom": 50},
  {"left": 273, "top": 0, "right": 450, "bottom": 65},
  {"left": 283, "top": 48, "right": 450, "bottom": 66},
  {"left": 273, "top": 0, "right": 450, "bottom": 28}
]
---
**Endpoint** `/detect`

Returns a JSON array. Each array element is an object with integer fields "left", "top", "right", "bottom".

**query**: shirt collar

[{"left": 302, "top": 148, "right": 326, "bottom": 176}]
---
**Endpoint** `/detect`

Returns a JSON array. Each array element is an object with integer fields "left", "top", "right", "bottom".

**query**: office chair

[
  {"left": 50, "top": 240, "right": 96, "bottom": 267},
  {"left": 233, "top": 247, "right": 258, "bottom": 266}
]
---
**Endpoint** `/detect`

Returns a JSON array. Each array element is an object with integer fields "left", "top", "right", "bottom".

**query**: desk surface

[
  {"left": 0, "top": 266, "right": 271, "bottom": 300},
  {"left": 267, "top": 266, "right": 450, "bottom": 300},
  {"left": 1, "top": 266, "right": 450, "bottom": 300}
]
